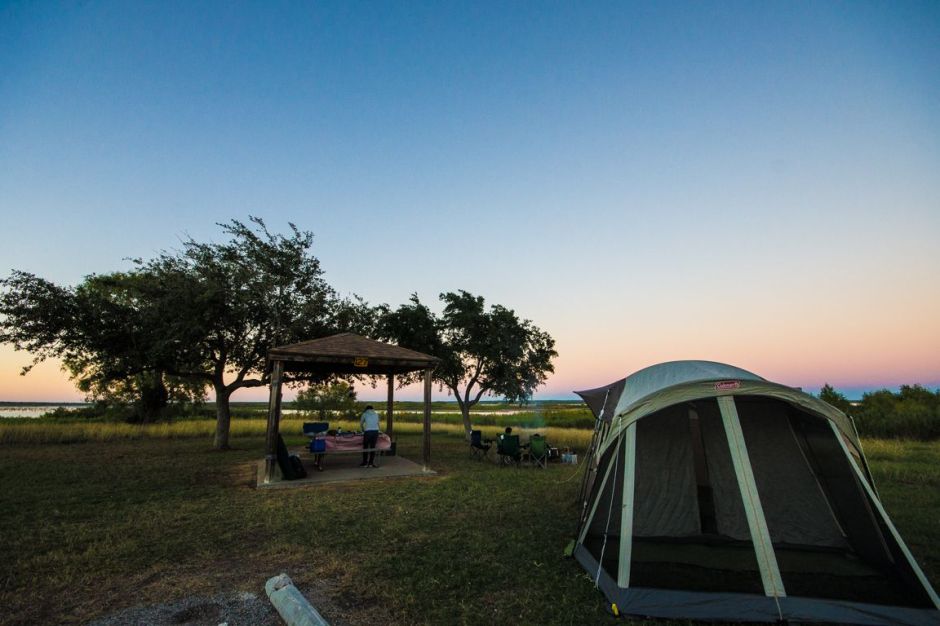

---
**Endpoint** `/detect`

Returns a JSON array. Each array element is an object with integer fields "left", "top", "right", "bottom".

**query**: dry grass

[{"left": 0, "top": 417, "right": 596, "bottom": 449}]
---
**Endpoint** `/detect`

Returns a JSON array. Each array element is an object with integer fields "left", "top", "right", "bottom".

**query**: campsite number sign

[{"left": 353, "top": 357, "right": 369, "bottom": 368}]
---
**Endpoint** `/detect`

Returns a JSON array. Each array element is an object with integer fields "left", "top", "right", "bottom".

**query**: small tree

[
  {"left": 377, "top": 291, "right": 557, "bottom": 437},
  {"left": 818, "top": 383, "right": 852, "bottom": 415},
  {"left": 295, "top": 381, "right": 358, "bottom": 420}
]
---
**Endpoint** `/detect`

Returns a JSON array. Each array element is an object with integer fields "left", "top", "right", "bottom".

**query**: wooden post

[
  {"left": 263, "top": 360, "right": 284, "bottom": 484},
  {"left": 423, "top": 368, "right": 432, "bottom": 468},
  {"left": 386, "top": 373, "right": 394, "bottom": 436}
]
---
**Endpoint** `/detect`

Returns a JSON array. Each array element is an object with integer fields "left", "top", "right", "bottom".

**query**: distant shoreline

[
  {"left": 0, "top": 401, "right": 89, "bottom": 407},
  {"left": 0, "top": 399, "right": 586, "bottom": 406}
]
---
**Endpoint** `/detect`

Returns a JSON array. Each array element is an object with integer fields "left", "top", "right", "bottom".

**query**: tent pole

[
  {"left": 386, "top": 373, "right": 394, "bottom": 437},
  {"left": 718, "top": 396, "right": 786, "bottom": 607},
  {"left": 422, "top": 368, "right": 432, "bottom": 469},
  {"left": 617, "top": 422, "right": 637, "bottom": 588},
  {"left": 849, "top": 414, "right": 879, "bottom": 497},
  {"left": 263, "top": 360, "right": 284, "bottom": 484},
  {"left": 829, "top": 422, "right": 940, "bottom": 609}
]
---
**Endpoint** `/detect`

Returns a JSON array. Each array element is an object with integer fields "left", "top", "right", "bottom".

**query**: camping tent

[{"left": 573, "top": 361, "right": 940, "bottom": 625}]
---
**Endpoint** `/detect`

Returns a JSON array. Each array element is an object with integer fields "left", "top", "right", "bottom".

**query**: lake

[{"left": 0, "top": 405, "right": 87, "bottom": 419}]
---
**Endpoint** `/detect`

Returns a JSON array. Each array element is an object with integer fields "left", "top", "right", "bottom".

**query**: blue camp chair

[
  {"left": 303, "top": 422, "right": 329, "bottom": 436},
  {"left": 303, "top": 422, "right": 328, "bottom": 471}
]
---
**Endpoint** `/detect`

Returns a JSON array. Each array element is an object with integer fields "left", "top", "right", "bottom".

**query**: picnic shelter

[{"left": 262, "top": 333, "right": 440, "bottom": 483}]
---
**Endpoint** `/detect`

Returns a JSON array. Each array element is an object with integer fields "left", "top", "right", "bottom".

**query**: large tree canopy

[
  {"left": 376, "top": 290, "right": 557, "bottom": 436},
  {"left": 0, "top": 269, "right": 197, "bottom": 419},
  {"left": 0, "top": 218, "right": 372, "bottom": 448}
]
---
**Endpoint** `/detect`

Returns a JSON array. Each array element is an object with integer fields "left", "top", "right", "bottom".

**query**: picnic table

[{"left": 306, "top": 432, "right": 393, "bottom": 468}]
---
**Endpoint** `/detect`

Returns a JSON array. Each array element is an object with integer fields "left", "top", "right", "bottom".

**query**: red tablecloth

[{"left": 322, "top": 433, "right": 392, "bottom": 452}]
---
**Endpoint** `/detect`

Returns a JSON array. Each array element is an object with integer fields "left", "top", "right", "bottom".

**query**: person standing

[{"left": 359, "top": 405, "right": 380, "bottom": 468}]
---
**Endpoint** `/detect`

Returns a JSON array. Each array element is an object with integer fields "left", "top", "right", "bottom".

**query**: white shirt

[{"left": 360, "top": 408, "right": 380, "bottom": 432}]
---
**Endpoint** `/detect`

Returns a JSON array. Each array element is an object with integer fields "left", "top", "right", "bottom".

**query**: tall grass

[
  {"left": 0, "top": 417, "right": 596, "bottom": 450},
  {"left": 386, "top": 407, "right": 596, "bottom": 429}
]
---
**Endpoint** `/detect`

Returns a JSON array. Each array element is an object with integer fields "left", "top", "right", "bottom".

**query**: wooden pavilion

[{"left": 263, "top": 333, "right": 440, "bottom": 483}]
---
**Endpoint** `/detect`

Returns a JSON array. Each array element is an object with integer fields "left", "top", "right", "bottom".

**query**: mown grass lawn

[
  {"left": 0, "top": 427, "right": 612, "bottom": 625},
  {"left": 0, "top": 427, "right": 937, "bottom": 625}
]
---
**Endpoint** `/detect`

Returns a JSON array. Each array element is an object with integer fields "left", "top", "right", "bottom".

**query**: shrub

[{"left": 850, "top": 385, "right": 940, "bottom": 440}]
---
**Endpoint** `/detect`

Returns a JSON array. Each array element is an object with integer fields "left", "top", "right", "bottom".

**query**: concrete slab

[{"left": 255, "top": 452, "right": 436, "bottom": 489}]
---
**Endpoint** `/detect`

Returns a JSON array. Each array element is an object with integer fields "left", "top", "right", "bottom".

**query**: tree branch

[
  {"left": 226, "top": 378, "right": 267, "bottom": 393},
  {"left": 165, "top": 370, "right": 214, "bottom": 382},
  {"left": 465, "top": 356, "right": 486, "bottom": 401},
  {"left": 469, "top": 383, "right": 490, "bottom": 408}
]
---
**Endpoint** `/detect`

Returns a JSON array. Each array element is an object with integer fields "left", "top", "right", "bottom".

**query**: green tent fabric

[{"left": 574, "top": 361, "right": 940, "bottom": 626}]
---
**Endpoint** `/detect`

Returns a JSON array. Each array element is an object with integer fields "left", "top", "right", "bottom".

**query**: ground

[{"left": 0, "top": 429, "right": 937, "bottom": 625}]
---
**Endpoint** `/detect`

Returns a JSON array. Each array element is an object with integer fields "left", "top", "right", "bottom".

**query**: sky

[{"left": 1, "top": 1, "right": 938, "bottom": 402}]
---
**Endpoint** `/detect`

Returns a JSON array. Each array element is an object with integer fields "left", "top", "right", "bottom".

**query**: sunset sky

[{"left": 1, "top": 2, "right": 938, "bottom": 402}]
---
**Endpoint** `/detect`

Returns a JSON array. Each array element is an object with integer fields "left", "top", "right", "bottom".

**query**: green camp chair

[
  {"left": 496, "top": 434, "right": 521, "bottom": 467},
  {"left": 527, "top": 434, "right": 548, "bottom": 469}
]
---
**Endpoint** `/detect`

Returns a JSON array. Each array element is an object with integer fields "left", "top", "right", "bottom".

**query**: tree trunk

[
  {"left": 214, "top": 387, "right": 232, "bottom": 450},
  {"left": 460, "top": 404, "right": 473, "bottom": 440},
  {"left": 137, "top": 370, "right": 169, "bottom": 423}
]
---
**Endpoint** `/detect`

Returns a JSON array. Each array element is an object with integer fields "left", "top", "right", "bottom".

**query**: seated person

[{"left": 497, "top": 426, "right": 522, "bottom": 461}]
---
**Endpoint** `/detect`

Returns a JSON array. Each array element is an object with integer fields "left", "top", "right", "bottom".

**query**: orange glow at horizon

[
  {"left": 3, "top": 254, "right": 939, "bottom": 404},
  {"left": 0, "top": 346, "right": 83, "bottom": 402}
]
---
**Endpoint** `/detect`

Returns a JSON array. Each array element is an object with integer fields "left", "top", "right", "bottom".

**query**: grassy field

[{"left": 0, "top": 423, "right": 937, "bottom": 625}]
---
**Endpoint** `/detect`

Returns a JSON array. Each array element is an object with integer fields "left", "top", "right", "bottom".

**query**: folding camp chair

[
  {"left": 303, "top": 422, "right": 329, "bottom": 471},
  {"left": 469, "top": 429, "right": 492, "bottom": 461},
  {"left": 496, "top": 434, "right": 522, "bottom": 467},
  {"left": 527, "top": 434, "right": 548, "bottom": 469}
]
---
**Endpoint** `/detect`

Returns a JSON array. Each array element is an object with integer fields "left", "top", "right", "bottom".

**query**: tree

[
  {"left": 0, "top": 269, "right": 200, "bottom": 421},
  {"left": 376, "top": 290, "right": 557, "bottom": 437},
  {"left": 818, "top": 383, "right": 852, "bottom": 415},
  {"left": 0, "top": 218, "right": 373, "bottom": 448},
  {"left": 295, "top": 381, "right": 358, "bottom": 420},
  {"left": 141, "top": 218, "right": 347, "bottom": 449}
]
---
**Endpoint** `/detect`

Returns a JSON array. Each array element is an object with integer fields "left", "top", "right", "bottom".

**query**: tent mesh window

[
  {"left": 735, "top": 396, "right": 935, "bottom": 608},
  {"left": 629, "top": 400, "right": 764, "bottom": 594},
  {"left": 582, "top": 437, "right": 626, "bottom": 579}
]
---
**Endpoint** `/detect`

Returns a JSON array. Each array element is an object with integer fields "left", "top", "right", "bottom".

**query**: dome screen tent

[{"left": 573, "top": 361, "right": 940, "bottom": 626}]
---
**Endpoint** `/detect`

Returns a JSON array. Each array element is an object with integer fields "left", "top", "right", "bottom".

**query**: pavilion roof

[{"left": 268, "top": 333, "right": 439, "bottom": 375}]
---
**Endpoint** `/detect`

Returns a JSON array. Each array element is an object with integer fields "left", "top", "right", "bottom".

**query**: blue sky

[{"left": 1, "top": 1, "right": 938, "bottom": 401}]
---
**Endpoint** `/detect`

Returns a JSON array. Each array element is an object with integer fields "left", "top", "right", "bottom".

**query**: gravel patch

[{"left": 86, "top": 591, "right": 281, "bottom": 626}]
